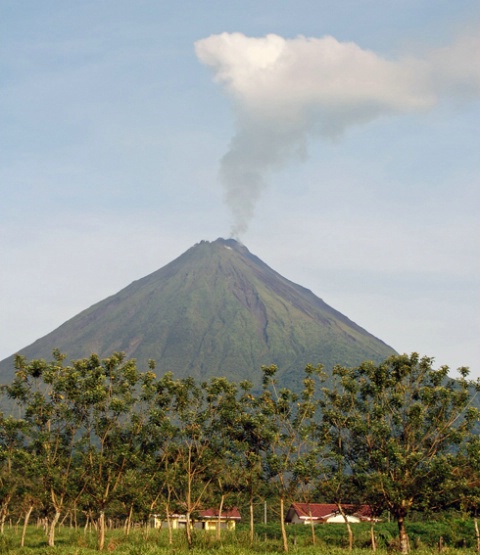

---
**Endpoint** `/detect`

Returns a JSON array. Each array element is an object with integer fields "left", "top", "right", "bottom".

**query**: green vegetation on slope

[{"left": 0, "top": 238, "right": 395, "bottom": 388}]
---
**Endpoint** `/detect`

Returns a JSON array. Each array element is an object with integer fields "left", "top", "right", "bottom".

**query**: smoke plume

[{"left": 195, "top": 32, "right": 480, "bottom": 237}]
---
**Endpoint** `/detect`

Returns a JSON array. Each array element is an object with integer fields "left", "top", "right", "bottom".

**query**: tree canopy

[{"left": 0, "top": 351, "right": 478, "bottom": 552}]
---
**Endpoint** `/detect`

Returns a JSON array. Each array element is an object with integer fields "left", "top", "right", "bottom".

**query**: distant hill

[{"left": 0, "top": 238, "right": 396, "bottom": 389}]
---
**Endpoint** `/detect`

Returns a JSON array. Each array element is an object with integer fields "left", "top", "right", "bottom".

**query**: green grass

[{"left": 0, "top": 519, "right": 478, "bottom": 554}]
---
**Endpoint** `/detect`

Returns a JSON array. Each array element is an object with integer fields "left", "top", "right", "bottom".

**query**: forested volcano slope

[{"left": 0, "top": 238, "right": 395, "bottom": 388}]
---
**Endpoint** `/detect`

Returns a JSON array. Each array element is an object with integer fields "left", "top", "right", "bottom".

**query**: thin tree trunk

[
  {"left": 1, "top": 494, "right": 12, "bottom": 536},
  {"left": 397, "top": 513, "right": 409, "bottom": 554},
  {"left": 370, "top": 521, "right": 377, "bottom": 552},
  {"left": 0, "top": 502, "right": 9, "bottom": 535},
  {"left": 216, "top": 494, "right": 224, "bottom": 541},
  {"left": 98, "top": 511, "right": 106, "bottom": 551},
  {"left": 474, "top": 516, "right": 480, "bottom": 552},
  {"left": 125, "top": 504, "right": 134, "bottom": 536},
  {"left": 142, "top": 520, "right": 150, "bottom": 540},
  {"left": 280, "top": 496, "right": 288, "bottom": 552},
  {"left": 309, "top": 509, "right": 316, "bottom": 546},
  {"left": 43, "top": 517, "right": 49, "bottom": 535},
  {"left": 165, "top": 500, "right": 173, "bottom": 545},
  {"left": 185, "top": 510, "right": 193, "bottom": 548},
  {"left": 249, "top": 495, "right": 255, "bottom": 545},
  {"left": 337, "top": 503, "right": 353, "bottom": 551},
  {"left": 47, "top": 510, "right": 61, "bottom": 547},
  {"left": 20, "top": 505, "right": 34, "bottom": 548},
  {"left": 185, "top": 453, "right": 194, "bottom": 549}
]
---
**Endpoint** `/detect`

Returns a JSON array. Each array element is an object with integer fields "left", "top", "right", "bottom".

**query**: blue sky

[{"left": 1, "top": 1, "right": 479, "bottom": 378}]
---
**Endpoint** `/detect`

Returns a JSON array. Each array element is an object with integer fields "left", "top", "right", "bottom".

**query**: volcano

[{"left": 0, "top": 238, "right": 396, "bottom": 388}]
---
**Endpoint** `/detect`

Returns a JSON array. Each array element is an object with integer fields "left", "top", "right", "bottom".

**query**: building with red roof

[{"left": 285, "top": 503, "right": 376, "bottom": 524}]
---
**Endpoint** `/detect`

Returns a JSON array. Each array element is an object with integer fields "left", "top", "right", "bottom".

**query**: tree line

[{"left": 0, "top": 350, "right": 479, "bottom": 553}]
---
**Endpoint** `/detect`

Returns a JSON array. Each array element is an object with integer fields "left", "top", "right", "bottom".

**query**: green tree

[
  {"left": 318, "top": 365, "right": 363, "bottom": 550},
  {"left": 346, "top": 353, "right": 479, "bottom": 553},
  {"left": 201, "top": 377, "right": 242, "bottom": 541},
  {"left": 0, "top": 413, "right": 28, "bottom": 536},
  {"left": 218, "top": 379, "right": 270, "bottom": 544},
  {"left": 72, "top": 353, "right": 144, "bottom": 551},
  {"left": 452, "top": 436, "right": 480, "bottom": 551},
  {"left": 136, "top": 369, "right": 180, "bottom": 543},
  {"left": 4, "top": 351, "right": 85, "bottom": 546},
  {"left": 114, "top": 364, "right": 162, "bottom": 536},
  {"left": 260, "top": 364, "right": 323, "bottom": 552},
  {"left": 162, "top": 375, "right": 228, "bottom": 547}
]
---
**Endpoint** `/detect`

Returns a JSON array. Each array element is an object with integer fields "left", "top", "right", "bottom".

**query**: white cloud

[
  {"left": 195, "top": 31, "right": 480, "bottom": 237},
  {"left": 197, "top": 33, "right": 433, "bottom": 122}
]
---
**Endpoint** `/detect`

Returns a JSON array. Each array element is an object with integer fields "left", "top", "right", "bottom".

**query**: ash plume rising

[{"left": 195, "top": 31, "right": 480, "bottom": 237}]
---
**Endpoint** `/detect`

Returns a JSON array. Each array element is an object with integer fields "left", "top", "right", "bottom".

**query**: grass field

[{"left": 0, "top": 519, "right": 478, "bottom": 554}]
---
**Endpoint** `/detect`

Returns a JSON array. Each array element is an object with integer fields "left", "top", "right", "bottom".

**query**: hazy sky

[{"left": 1, "top": 1, "right": 479, "bottom": 378}]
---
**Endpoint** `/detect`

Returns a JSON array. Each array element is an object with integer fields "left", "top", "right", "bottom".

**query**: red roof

[
  {"left": 290, "top": 503, "right": 339, "bottom": 519},
  {"left": 287, "top": 503, "right": 373, "bottom": 522},
  {"left": 198, "top": 507, "right": 241, "bottom": 520}
]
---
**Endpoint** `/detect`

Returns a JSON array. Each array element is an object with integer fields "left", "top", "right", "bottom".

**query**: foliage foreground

[
  {"left": 1, "top": 351, "right": 479, "bottom": 554},
  {"left": 1, "top": 521, "right": 480, "bottom": 555}
]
